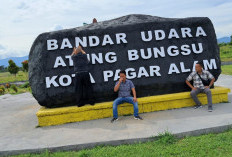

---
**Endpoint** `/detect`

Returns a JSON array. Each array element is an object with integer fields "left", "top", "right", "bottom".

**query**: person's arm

[
  {"left": 77, "top": 45, "right": 86, "bottom": 54},
  {"left": 81, "top": 49, "right": 86, "bottom": 54},
  {"left": 131, "top": 88, "right": 137, "bottom": 102},
  {"left": 208, "top": 78, "right": 215, "bottom": 88},
  {"left": 186, "top": 72, "right": 197, "bottom": 90},
  {"left": 114, "top": 78, "right": 123, "bottom": 92},
  {"left": 186, "top": 80, "right": 197, "bottom": 90},
  {"left": 71, "top": 47, "right": 77, "bottom": 56},
  {"left": 205, "top": 71, "right": 215, "bottom": 89},
  {"left": 78, "top": 46, "right": 89, "bottom": 63}
]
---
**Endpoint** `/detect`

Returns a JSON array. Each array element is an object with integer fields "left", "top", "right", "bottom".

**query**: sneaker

[
  {"left": 111, "top": 117, "right": 118, "bottom": 123},
  {"left": 208, "top": 106, "right": 213, "bottom": 112},
  {"left": 134, "top": 115, "right": 143, "bottom": 120},
  {"left": 194, "top": 105, "right": 202, "bottom": 109}
]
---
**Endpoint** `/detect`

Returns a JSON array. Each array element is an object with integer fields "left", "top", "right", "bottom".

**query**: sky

[{"left": 0, "top": 0, "right": 231, "bottom": 59}]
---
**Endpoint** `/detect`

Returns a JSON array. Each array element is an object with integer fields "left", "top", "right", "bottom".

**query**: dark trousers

[
  {"left": 190, "top": 88, "right": 212, "bottom": 107},
  {"left": 74, "top": 72, "right": 95, "bottom": 107}
]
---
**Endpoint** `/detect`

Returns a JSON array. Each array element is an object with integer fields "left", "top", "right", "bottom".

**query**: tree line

[
  {"left": 0, "top": 60, "right": 28, "bottom": 76},
  {"left": 218, "top": 35, "right": 232, "bottom": 47}
]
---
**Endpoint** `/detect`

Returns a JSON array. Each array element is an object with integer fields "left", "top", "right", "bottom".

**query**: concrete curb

[
  {"left": 37, "top": 86, "right": 230, "bottom": 127},
  {"left": 221, "top": 61, "right": 232, "bottom": 65},
  {"left": 0, "top": 80, "right": 28, "bottom": 86},
  {"left": 1, "top": 124, "right": 232, "bottom": 156}
]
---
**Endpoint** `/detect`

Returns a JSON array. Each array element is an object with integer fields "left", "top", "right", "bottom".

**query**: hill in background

[
  {"left": 217, "top": 36, "right": 231, "bottom": 43},
  {"left": 0, "top": 56, "right": 28, "bottom": 67}
]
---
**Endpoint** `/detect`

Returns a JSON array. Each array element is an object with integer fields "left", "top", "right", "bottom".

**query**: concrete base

[{"left": 37, "top": 86, "right": 231, "bottom": 126}]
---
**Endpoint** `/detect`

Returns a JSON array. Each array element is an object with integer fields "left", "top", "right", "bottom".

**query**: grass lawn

[
  {"left": 0, "top": 71, "right": 28, "bottom": 84},
  {"left": 12, "top": 129, "right": 232, "bottom": 157},
  {"left": 220, "top": 44, "right": 232, "bottom": 62},
  {"left": 221, "top": 65, "right": 232, "bottom": 75}
]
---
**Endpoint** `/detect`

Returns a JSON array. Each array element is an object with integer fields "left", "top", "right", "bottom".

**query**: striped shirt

[
  {"left": 115, "top": 79, "right": 135, "bottom": 97},
  {"left": 186, "top": 70, "right": 214, "bottom": 89}
]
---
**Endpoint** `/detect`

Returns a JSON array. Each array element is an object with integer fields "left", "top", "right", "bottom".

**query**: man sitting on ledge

[
  {"left": 186, "top": 62, "right": 215, "bottom": 112},
  {"left": 111, "top": 70, "right": 143, "bottom": 123}
]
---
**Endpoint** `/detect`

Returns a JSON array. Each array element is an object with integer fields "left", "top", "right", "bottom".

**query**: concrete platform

[
  {"left": 0, "top": 74, "right": 232, "bottom": 156},
  {"left": 37, "top": 86, "right": 230, "bottom": 126}
]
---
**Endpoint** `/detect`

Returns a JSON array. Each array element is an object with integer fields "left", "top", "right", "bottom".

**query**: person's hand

[
  {"left": 133, "top": 97, "right": 137, "bottom": 102},
  {"left": 78, "top": 45, "right": 82, "bottom": 50},
  {"left": 205, "top": 86, "right": 209, "bottom": 89},
  {"left": 119, "top": 78, "right": 123, "bottom": 83},
  {"left": 72, "top": 47, "right": 77, "bottom": 55},
  {"left": 192, "top": 87, "right": 197, "bottom": 91}
]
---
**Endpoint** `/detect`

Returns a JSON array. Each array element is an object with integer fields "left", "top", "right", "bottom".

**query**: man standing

[
  {"left": 111, "top": 70, "right": 143, "bottom": 123},
  {"left": 71, "top": 46, "right": 95, "bottom": 107},
  {"left": 186, "top": 62, "right": 215, "bottom": 112}
]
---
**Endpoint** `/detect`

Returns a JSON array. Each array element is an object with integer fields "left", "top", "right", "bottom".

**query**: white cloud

[
  {"left": 0, "top": 44, "right": 5, "bottom": 50},
  {"left": 0, "top": 45, "right": 27, "bottom": 60},
  {"left": 49, "top": 24, "right": 64, "bottom": 31},
  {"left": 0, "top": 0, "right": 231, "bottom": 59}
]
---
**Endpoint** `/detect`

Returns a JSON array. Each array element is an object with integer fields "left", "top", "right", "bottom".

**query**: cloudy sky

[{"left": 0, "top": 0, "right": 231, "bottom": 59}]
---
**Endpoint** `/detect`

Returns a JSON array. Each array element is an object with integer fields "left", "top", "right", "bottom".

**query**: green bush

[
  {"left": 8, "top": 59, "right": 19, "bottom": 77},
  {"left": 157, "top": 131, "right": 177, "bottom": 144},
  {"left": 5, "top": 83, "right": 10, "bottom": 92},
  {"left": 22, "top": 60, "right": 29, "bottom": 72},
  {"left": 0, "top": 85, "right": 5, "bottom": 93},
  {"left": 20, "top": 82, "right": 30, "bottom": 88},
  {"left": 218, "top": 43, "right": 227, "bottom": 47},
  {"left": 10, "top": 84, "right": 18, "bottom": 93},
  {"left": 0, "top": 89, "right": 4, "bottom": 95}
]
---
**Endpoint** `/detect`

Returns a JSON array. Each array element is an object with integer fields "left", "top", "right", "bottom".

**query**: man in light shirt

[{"left": 186, "top": 62, "right": 215, "bottom": 112}]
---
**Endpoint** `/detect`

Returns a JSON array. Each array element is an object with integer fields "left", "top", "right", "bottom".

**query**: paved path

[
  {"left": 0, "top": 74, "right": 231, "bottom": 155},
  {"left": 221, "top": 61, "right": 232, "bottom": 65}
]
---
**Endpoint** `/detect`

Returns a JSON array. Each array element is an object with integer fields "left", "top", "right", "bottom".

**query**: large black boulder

[{"left": 29, "top": 14, "right": 221, "bottom": 108}]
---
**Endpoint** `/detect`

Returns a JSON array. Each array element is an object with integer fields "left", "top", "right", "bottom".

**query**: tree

[
  {"left": 0, "top": 65, "right": 5, "bottom": 72},
  {"left": 8, "top": 59, "right": 19, "bottom": 77},
  {"left": 21, "top": 60, "right": 28, "bottom": 72},
  {"left": 230, "top": 35, "right": 232, "bottom": 45}
]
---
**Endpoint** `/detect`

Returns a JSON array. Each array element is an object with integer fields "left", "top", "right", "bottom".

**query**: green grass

[
  {"left": 0, "top": 71, "right": 28, "bottom": 84},
  {"left": 219, "top": 44, "right": 232, "bottom": 62},
  {"left": 12, "top": 129, "right": 232, "bottom": 157},
  {"left": 221, "top": 65, "right": 232, "bottom": 75}
]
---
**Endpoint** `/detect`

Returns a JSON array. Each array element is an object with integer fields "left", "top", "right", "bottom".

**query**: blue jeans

[{"left": 113, "top": 97, "right": 139, "bottom": 118}]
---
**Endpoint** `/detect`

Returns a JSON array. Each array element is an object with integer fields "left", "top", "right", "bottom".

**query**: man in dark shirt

[
  {"left": 71, "top": 46, "right": 95, "bottom": 107},
  {"left": 111, "top": 70, "right": 143, "bottom": 123}
]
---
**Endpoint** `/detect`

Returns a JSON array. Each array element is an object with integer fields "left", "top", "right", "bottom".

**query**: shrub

[
  {"left": 8, "top": 60, "right": 19, "bottom": 77},
  {"left": 20, "top": 82, "right": 30, "bottom": 88},
  {"left": 157, "top": 131, "right": 177, "bottom": 144},
  {"left": 22, "top": 60, "right": 29, "bottom": 72},
  {"left": 28, "top": 86, "right": 31, "bottom": 92},
  {"left": 0, "top": 89, "right": 3, "bottom": 95},
  {"left": 5, "top": 83, "right": 10, "bottom": 88},
  {"left": 10, "top": 84, "right": 18, "bottom": 93},
  {"left": 0, "top": 85, "right": 5, "bottom": 94},
  {"left": 5, "top": 83, "right": 10, "bottom": 92}
]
